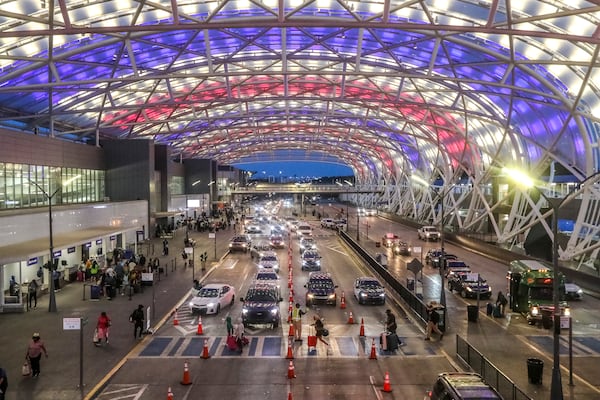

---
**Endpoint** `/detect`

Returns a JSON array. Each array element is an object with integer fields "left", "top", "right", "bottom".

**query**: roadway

[{"left": 2, "top": 202, "right": 599, "bottom": 400}]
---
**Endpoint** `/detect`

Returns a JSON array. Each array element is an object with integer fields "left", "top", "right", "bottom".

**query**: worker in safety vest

[{"left": 291, "top": 303, "right": 306, "bottom": 342}]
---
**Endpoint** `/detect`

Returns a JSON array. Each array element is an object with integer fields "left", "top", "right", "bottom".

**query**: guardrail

[{"left": 456, "top": 335, "right": 532, "bottom": 400}]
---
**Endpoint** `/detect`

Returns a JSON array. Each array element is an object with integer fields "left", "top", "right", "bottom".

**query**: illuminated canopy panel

[{"left": 1, "top": 0, "right": 600, "bottom": 262}]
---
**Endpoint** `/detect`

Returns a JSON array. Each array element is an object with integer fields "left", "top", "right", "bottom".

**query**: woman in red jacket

[{"left": 96, "top": 311, "right": 111, "bottom": 346}]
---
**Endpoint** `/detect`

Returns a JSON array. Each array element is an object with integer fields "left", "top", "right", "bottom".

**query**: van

[{"left": 425, "top": 372, "right": 504, "bottom": 400}]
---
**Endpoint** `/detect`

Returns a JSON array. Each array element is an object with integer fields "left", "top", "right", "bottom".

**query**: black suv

[
  {"left": 240, "top": 283, "right": 283, "bottom": 329},
  {"left": 448, "top": 271, "right": 492, "bottom": 299},
  {"left": 305, "top": 272, "right": 337, "bottom": 306}
]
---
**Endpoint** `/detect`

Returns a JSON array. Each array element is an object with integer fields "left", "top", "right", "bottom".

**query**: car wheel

[
  {"left": 306, "top": 299, "right": 312, "bottom": 307},
  {"left": 216, "top": 304, "right": 220, "bottom": 314},
  {"left": 460, "top": 289, "right": 467, "bottom": 298},
  {"left": 273, "top": 320, "right": 279, "bottom": 329}
]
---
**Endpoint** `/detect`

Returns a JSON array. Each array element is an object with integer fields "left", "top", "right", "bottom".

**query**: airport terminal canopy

[{"left": 1, "top": 0, "right": 600, "bottom": 265}]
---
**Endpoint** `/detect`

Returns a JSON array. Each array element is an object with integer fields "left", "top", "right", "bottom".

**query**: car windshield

[
  {"left": 309, "top": 280, "right": 334, "bottom": 289},
  {"left": 303, "top": 252, "right": 318, "bottom": 259},
  {"left": 359, "top": 280, "right": 381, "bottom": 288},
  {"left": 246, "top": 290, "right": 277, "bottom": 302},
  {"left": 257, "top": 273, "right": 278, "bottom": 280},
  {"left": 233, "top": 237, "right": 247, "bottom": 243},
  {"left": 198, "top": 288, "right": 219, "bottom": 298},
  {"left": 261, "top": 256, "right": 277, "bottom": 262}
]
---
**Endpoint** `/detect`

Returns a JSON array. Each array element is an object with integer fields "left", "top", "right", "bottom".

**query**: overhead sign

[
  {"left": 208, "top": 232, "right": 216, "bottom": 239},
  {"left": 96, "top": 239, "right": 103, "bottom": 245},
  {"left": 68, "top": 246, "right": 76, "bottom": 253},
  {"left": 84, "top": 242, "right": 92, "bottom": 248},
  {"left": 53, "top": 250, "right": 62, "bottom": 258},
  {"left": 28, "top": 257, "right": 38, "bottom": 266}
]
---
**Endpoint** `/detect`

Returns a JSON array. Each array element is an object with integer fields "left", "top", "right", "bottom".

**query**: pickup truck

[{"left": 417, "top": 225, "right": 441, "bottom": 241}]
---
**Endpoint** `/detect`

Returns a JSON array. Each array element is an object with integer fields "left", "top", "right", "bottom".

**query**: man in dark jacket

[{"left": 130, "top": 304, "right": 145, "bottom": 339}]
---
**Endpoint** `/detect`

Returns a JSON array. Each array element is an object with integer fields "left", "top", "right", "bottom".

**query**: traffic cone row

[
  {"left": 286, "top": 338, "right": 294, "bottom": 359},
  {"left": 340, "top": 292, "right": 346, "bottom": 309},
  {"left": 369, "top": 338, "right": 377, "bottom": 360},
  {"left": 287, "top": 360, "right": 296, "bottom": 379},
  {"left": 201, "top": 338, "right": 211, "bottom": 359},
  {"left": 382, "top": 371, "right": 392, "bottom": 392},
  {"left": 180, "top": 360, "right": 191, "bottom": 385},
  {"left": 173, "top": 309, "right": 179, "bottom": 326},
  {"left": 196, "top": 316, "right": 203, "bottom": 335}
]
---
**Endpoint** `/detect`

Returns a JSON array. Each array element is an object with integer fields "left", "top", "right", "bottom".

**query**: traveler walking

[
  {"left": 96, "top": 311, "right": 111, "bottom": 346},
  {"left": 9, "top": 275, "right": 19, "bottom": 296},
  {"left": 130, "top": 304, "right": 145, "bottom": 339},
  {"left": 312, "top": 315, "right": 329, "bottom": 347},
  {"left": 233, "top": 318, "right": 246, "bottom": 352},
  {"left": 225, "top": 316, "right": 234, "bottom": 336},
  {"left": 28, "top": 280, "right": 38, "bottom": 309},
  {"left": 25, "top": 333, "right": 48, "bottom": 378},
  {"left": 291, "top": 303, "right": 306, "bottom": 341},
  {"left": 425, "top": 303, "right": 444, "bottom": 340},
  {"left": 496, "top": 291, "right": 508, "bottom": 316},
  {"left": 384, "top": 309, "right": 397, "bottom": 334}
]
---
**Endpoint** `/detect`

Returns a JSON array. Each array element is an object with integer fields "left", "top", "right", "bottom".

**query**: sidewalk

[{"left": 0, "top": 226, "right": 234, "bottom": 400}]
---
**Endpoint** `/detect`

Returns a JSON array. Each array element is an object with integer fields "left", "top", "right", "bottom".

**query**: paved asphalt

[{"left": 1, "top": 219, "right": 599, "bottom": 400}]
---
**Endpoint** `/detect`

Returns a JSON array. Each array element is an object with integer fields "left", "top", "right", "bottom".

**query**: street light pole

[{"left": 439, "top": 189, "right": 447, "bottom": 330}]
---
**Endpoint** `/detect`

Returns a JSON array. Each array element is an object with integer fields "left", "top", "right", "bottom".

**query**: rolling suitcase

[
  {"left": 486, "top": 302, "right": 494, "bottom": 316},
  {"left": 493, "top": 305, "right": 502, "bottom": 318},
  {"left": 386, "top": 333, "right": 400, "bottom": 351}
]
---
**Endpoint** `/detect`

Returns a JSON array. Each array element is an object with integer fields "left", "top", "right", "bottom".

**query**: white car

[
  {"left": 565, "top": 281, "right": 583, "bottom": 300},
  {"left": 257, "top": 251, "right": 280, "bottom": 272},
  {"left": 189, "top": 283, "right": 236, "bottom": 315},
  {"left": 296, "top": 223, "right": 313, "bottom": 239}
]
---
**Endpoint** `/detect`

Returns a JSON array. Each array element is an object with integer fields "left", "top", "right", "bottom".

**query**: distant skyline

[{"left": 233, "top": 161, "right": 354, "bottom": 179}]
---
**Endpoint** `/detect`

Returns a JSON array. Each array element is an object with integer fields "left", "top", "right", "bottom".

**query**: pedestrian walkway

[{"left": 0, "top": 226, "right": 233, "bottom": 400}]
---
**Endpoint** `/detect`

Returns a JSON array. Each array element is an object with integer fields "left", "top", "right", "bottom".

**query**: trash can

[
  {"left": 527, "top": 358, "right": 543, "bottom": 384},
  {"left": 467, "top": 305, "right": 479, "bottom": 322},
  {"left": 90, "top": 285, "right": 101, "bottom": 301},
  {"left": 406, "top": 278, "right": 415, "bottom": 291}
]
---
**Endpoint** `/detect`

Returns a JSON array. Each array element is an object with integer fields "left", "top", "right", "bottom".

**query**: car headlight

[
  {"left": 206, "top": 302, "right": 214, "bottom": 308},
  {"left": 270, "top": 308, "right": 279, "bottom": 315},
  {"left": 189, "top": 301, "right": 194, "bottom": 307},
  {"left": 576, "top": 289, "right": 583, "bottom": 295},
  {"left": 307, "top": 294, "right": 314, "bottom": 299},
  {"left": 564, "top": 307, "right": 571, "bottom": 317},
  {"left": 360, "top": 292, "right": 367, "bottom": 298},
  {"left": 466, "top": 286, "right": 473, "bottom": 292},
  {"left": 242, "top": 308, "right": 248, "bottom": 315},
  {"left": 379, "top": 293, "right": 385, "bottom": 297},
  {"left": 328, "top": 294, "right": 336, "bottom": 299},
  {"left": 531, "top": 306, "right": 539, "bottom": 316}
]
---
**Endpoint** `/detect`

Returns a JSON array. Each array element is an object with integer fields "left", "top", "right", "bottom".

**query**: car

[
  {"left": 254, "top": 269, "right": 281, "bottom": 289},
  {"left": 444, "top": 260, "right": 471, "bottom": 278},
  {"left": 381, "top": 233, "right": 400, "bottom": 248},
  {"left": 299, "top": 237, "right": 317, "bottom": 253},
  {"left": 188, "top": 283, "right": 236, "bottom": 315},
  {"left": 240, "top": 283, "right": 283, "bottom": 328},
  {"left": 228, "top": 235, "right": 252, "bottom": 253},
  {"left": 448, "top": 271, "right": 492, "bottom": 299},
  {"left": 392, "top": 241, "right": 411, "bottom": 256},
  {"left": 269, "top": 234, "right": 285, "bottom": 249},
  {"left": 565, "top": 280, "right": 583, "bottom": 300},
  {"left": 426, "top": 249, "right": 457, "bottom": 268},
  {"left": 333, "top": 219, "right": 348, "bottom": 231},
  {"left": 300, "top": 249, "right": 322, "bottom": 271},
  {"left": 418, "top": 226, "right": 441, "bottom": 241},
  {"left": 353, "top": 277, "right": 386, "bottom": 305},
  {"left": 296, "top": 223, "right": 313, "bottom": 239},
  {"left": 257, "top": 251, "right": 280, "bottom": 272},
  {"left": 250, "top": 240, "right": 272, "bottom": 260},
  {"left": 245, "top": 224, "right": 263, "bottom": 235},
  {"left": 305, "top": 272, "right": 338, "bottom": 306},
  {"left": 425, "top": 372, "right": 503, "bottom": 400},
  {"left": 364, "top": 209, "right": 377, "bottom": 216},
  {"left": 321, "top": 218, "right": 337, "bottom": 229}
]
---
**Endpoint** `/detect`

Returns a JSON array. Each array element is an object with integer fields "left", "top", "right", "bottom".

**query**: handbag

[
  {"left": 22, "top": 361, "right": 31, "bottom": 376},
  {"left": 322, "top": 328, "right": 329, "bottom": 337},
  {"left": 93, "top": 329, "right": 100, "bottom": 344}
]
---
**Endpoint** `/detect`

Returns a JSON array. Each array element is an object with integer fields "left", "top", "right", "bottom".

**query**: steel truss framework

[{"left": 0, "top": 0, "right": 600, "bottom": 268}]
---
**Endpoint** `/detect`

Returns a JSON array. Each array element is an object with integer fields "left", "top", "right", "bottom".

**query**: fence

[{"left": 456, "top": 335, "right": 531, "bottom": 400}]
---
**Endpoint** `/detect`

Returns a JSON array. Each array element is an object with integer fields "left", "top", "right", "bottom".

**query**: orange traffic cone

[
  {"left": 201, "top": 338, "right": 211, "bottom": 359},
  {"left": 180, "top": 360, "right": 192, "bottom": 385},
  {"left": 287, "top": 392, "right": 293, "bottom": 400},
  {"left": 167, "top": 386, "right": 174, "bottom": 400},
  {"left": 340, "top": 291, "right": 346, "bottom": 309},
  {"left": 286, "top": 338, "right": 294, "bottom": 360},
  {"left": 289, "top": 292, "right": 294, "bottom": 303},
  {"left": 196, "top": 316, "right": 203, "bottom": 335},
  {"left": 173, "top": 309, "right": 179, "bottom": 326},
  {"left": 288, "top": 323, "right": 295, "bottom": 337},
  {"left": 359, "top": 318, "right": 365, "bottom": 336},
  {"left": 347, "top": 311, "right": 354, "bottom": 324},
  {"left": 382, "top": 371, "right": 392, "bottom": 392},
  {"left": 287, "top": 360, "right": 296, "bottom": 379},
  {"left": 369, "top": 338, "right": 377, "bottom": 360}
]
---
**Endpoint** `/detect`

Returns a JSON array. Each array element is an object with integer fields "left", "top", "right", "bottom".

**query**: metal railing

[{"left": 456, "top": 335, "right": 532, "bottom": 400}]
